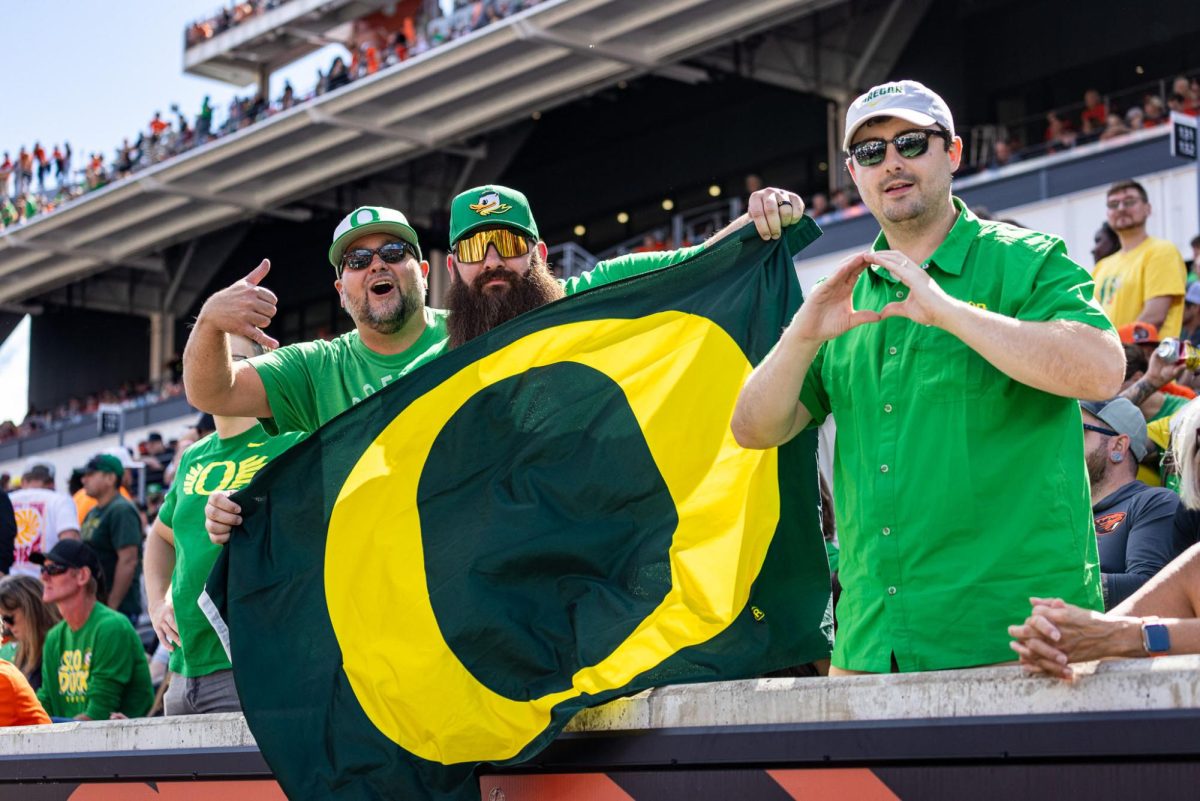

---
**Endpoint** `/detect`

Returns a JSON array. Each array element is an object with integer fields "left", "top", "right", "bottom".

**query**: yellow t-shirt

[{"left": 1092, "top": 236, "right": 1187, "bottom": 337}]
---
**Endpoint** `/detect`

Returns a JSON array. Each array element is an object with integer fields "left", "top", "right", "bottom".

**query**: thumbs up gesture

[{"left": 196, "top": 259, "right": 280, "bottom": 349}]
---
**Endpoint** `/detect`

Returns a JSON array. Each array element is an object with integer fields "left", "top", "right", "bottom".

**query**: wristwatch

[{"left": 1141, "top": 616, "right": 1171, "bottom": 656}]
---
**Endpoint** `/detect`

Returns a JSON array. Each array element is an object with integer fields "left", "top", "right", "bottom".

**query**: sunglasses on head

[
  {"left": 40, "top": 562, "right": 72, "bottom": 577},
  {"left": 454, "top": 228, "right": 531, "bottom": 264},
  {"left": 340, "top": 241, "right": 414, "bottom": 275},
  {"left": 849, "top": 128, "right": 951, "bottom": 168}
]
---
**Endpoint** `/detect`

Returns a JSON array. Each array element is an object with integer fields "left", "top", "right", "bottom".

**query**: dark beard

[
  {"left": 446, "top": 254, "right": 564, "bottom": 348},
  {"left": 1085, "top": 444, "right": 1109, "bottom": 488}
]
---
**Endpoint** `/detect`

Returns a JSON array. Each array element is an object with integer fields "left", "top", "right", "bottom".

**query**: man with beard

[
  {"left": 184, "top": 206, "right": 444, "bottom": 435},
  {"left": 1081, "top": 398, "right": 1181, "bottom": 610},
  {"left": 731, "top": 80, "right": 1124, "bottom": 673},
  {"left": 1092, "top": 180, "right": 1187, "bottom": 337},
  {"left": 437, "top": 184, "right": 779, "bottom": 350}
]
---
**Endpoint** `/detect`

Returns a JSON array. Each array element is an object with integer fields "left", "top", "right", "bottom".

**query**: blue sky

[{"left": 0, "top": 1, "right": 349, "bottom": 163}]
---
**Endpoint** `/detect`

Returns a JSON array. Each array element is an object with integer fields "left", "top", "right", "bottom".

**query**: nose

[{"left": 482, "top": 243, "right": 506, "bottom": 270}]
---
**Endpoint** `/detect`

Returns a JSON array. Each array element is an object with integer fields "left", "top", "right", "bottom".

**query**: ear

[
  {"left": 845, "top": 156, "right": 857, "bottom": 184},
  {"left": 418, "top": 259, "right": 429, "bottom": 278},
  {"left": 445, "top": 253, "right": 458, "bottom": 280},
  {"left": 536, "top": 240, "right": 549, "bottom": 261},
  {"left": 948, "top": 136, "right": 964, "bottom": 173},
  {"left": 333, "top": 277, "right": 345, "bottom": 308}
]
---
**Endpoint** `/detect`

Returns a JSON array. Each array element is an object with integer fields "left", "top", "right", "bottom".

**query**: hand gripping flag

[{"left": 203, "top": 219, "right": 833, "bottom": 800}]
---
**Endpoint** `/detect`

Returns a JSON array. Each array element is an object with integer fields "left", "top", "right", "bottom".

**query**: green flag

[{"left": 204, "top": 219, "right": 832, "bottom": 800}]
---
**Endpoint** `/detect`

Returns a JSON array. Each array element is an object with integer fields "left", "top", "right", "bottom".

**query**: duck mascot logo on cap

[{"left": 469, "top": 191, "right": 512, "bottom": 216}]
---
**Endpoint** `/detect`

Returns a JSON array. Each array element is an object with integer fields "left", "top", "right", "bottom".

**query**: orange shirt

[{"left": 0, "top": 660, "right": 49, "bottom": 726}]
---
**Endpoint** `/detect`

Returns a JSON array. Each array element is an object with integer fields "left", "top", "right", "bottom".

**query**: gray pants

[{"left": 164, "top": 669, "right": 242, "bottom": 715}]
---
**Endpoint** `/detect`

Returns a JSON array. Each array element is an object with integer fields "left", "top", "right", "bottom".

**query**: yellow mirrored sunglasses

[{"left": 454, "top": 227, "right": 531, "bottom": 263}]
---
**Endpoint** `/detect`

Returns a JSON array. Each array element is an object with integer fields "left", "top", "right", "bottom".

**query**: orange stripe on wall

[
  {"left": 68, "top": 780, "right": 286, "bottom": 800},
  {"left": 479, "top": 773, "right": 636, "bottom": 801},
  {"left": 768, "top": 768, "right": 901, "bottom": 800}
]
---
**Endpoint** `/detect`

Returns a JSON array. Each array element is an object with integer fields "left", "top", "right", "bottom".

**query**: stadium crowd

[
  {"left": 1, "top": 0, "right": 546, "bottom": 230},
  {"left": 8, "top": 76, "right": 1200, "bottom": 731}
]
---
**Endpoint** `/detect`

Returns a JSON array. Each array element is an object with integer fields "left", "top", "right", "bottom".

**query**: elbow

[
  {"left": 731, "top": 411, "right": 773, "bottom": 451},
  {"left": 1079, "top": 334, "right": 1126, "bottom": 401}
]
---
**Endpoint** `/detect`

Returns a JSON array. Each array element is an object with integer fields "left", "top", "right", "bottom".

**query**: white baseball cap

[
  {"left": 328, "top": 206, "right": 422, "bottom": 271},
  {"left": 843, "top": 80, "right": 955, "bottom": 151}
]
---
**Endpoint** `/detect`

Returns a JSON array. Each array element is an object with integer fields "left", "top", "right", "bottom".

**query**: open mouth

[
  {"left": 883, "top": 181, "right": 914, "bottom": 196},
  {"left": 369, "top": 277, "right": 396, "bottom": 297}
]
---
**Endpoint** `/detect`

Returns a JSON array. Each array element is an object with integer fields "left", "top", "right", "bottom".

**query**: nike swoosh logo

[{"left": 247, "top": 442, "right": 266, "bottom": 448}]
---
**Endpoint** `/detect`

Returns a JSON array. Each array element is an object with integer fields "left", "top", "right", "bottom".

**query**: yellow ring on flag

[{"left": 325, "top": 312, "right": 780, "bottom": 764}]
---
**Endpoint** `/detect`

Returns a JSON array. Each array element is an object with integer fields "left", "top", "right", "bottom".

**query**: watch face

[{"left": 1144, "top": 622, "right": 1171, "bottom": 654}]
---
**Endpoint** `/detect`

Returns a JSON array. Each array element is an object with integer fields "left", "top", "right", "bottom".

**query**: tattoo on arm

[{"left": 1120, "top": 378, "right": 1157, "bottom": 407}]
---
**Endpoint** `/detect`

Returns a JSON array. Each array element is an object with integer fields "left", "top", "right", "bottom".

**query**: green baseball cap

[
  {"left": 83, "top": 454, "right": 124, "bottom": 478},
  {"left": 449, "top": 185, "right": 539, "bottom": 247},
  {"left": 328, "top": 206, "right": 423, "bottom": 271}
]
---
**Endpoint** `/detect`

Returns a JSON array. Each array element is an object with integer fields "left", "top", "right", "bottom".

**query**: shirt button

[
  {"left": 880, "top": 464, "right": 889, "bottom": 473},
  {"left": 882, "top": 527, "right": 891, "bottom": 536},
  {"left": 896, "top": 291, "right": 905, "bottom": 298},
  {"left": 888, "top": 586, "right": 897, "bottom": 595},
  {"left": 888, "top": 346, "right": 898, "bottom": 355},
  {"left": 884, "top": 403, "right": 893, "bottom": 413}
]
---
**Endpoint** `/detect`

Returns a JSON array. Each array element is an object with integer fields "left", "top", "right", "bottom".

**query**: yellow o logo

[
  {"left": 195, "top": 461, "right": 236, "bottom": 495},
  {"left": 325, "top": 312, "right": 780, "bottom": 763}
]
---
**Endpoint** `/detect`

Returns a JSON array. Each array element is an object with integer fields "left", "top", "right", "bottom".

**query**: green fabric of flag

[{"left": 204, "top": 219, "right": 832, "bottom": 800}]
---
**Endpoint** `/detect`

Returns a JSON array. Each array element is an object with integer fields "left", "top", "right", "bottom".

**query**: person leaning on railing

[{"left": 1010, "top": 399, "right": 1200, "bottom": 678}]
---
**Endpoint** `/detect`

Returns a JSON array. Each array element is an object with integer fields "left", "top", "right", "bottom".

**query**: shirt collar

[{"left": 868, "top": 197, "right": 978, "bottom": 282}]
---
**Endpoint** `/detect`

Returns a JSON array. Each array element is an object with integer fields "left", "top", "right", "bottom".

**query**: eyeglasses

[
  {"left": 340, "top": 242, "right": 414, "bottom": 274},
  {"left": 40, "top": 562, "right": 71, "bottom": 577},
  {"left": 454, "top": 228, "right": 531, "bottom": 264},
  {"left": 848, "top": 129, "right": 951, "bottom": 167},
  {"left": 1105, "top": 198, "right": 1143, "bottom": 210},
  {"left": 1083, "top": 423, "right": 1120, "bottom": 437}
]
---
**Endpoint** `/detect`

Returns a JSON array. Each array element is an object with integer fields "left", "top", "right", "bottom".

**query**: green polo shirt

[{"left": 799, "top": 198, "right": 1112, "bottom": 672}]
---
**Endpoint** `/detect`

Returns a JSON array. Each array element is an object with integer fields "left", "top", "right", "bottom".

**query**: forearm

[
  {"left": 941, "top": 302, "right": 1122, "bottom": 400},
  {"left": 706, "top": 213, "right": 749, "bottom": 247},
  {"left": 144, "top": 527, "right": 176, "bottom": 611},
  {"left": 1103, "top": 571, "right": 1151, "bottom": 610},
  {"left": 183, "top": 319, "right": 235, "bottom": 413},
  {"left": 107, "top": 559, "right": 137, "bottom": 611},
  {"left": 732, "top": 323, "right": 820, "bottom": 449},
  {"left": 1137, "top": 296, "right": 1174, "bottom": 330}
]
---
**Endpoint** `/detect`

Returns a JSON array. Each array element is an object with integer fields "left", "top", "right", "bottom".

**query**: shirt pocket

[{"left": 911, "top": 327, "right": 987, "bottom": 402}]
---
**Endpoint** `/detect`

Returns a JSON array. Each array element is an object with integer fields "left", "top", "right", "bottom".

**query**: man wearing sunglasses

[
  {"left": 184, "top": 206, "right": 444, "bottom": 437},
  {"left": 439, "top": 183, "right": 801, "bottom": 350},
  {"left": 31, "top": 540, "right": 153, "bottom": 721},
  {"left": 733, "top": 79, "right": 1124, "bottom": 674},
  {"left": 1092, "top": 180, "right": 1187, "bottom": 338}
]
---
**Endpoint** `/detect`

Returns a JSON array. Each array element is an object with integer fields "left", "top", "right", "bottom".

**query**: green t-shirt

[
  {"left": 1150, "top": 393, "right": 1190, "bottom": 423},
  {"left": 81, "top": 495, "right": 143, "bottom": 618},
  {"left": 0, "top": 642, "right": 16, "bottom": 663},
  {"left": 37, "top": 603, "right": 153, "bottom": 719},
  {"left": 251, "top": 307, "right": 451, "bottom": 435},
  {"left": 799, "top": 199, "right": 1113, "bottom": 672},
  {"left": 158, "top": 425, "right": 303, "bottom": 677},
  {"left": 402, "top": 246, "right": 710, "bottom": 372}
]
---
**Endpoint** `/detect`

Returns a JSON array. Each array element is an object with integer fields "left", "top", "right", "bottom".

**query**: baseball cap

[
  {"left": 1117, "top": 321, "right": 1160, "bottom": 346},
  {"left": 328, "top": 206, "right": 423, "bottom": 270},
  {"left": 1081, "top": 398, "right": 1150, "bottom": 460},
  {"left": 449, "top": 185, "right": 539, "bottom": 247},
  {"left": 1187, "top": 282, "right": 1200, "bottom": 305},
  {"left": 83, "top": 453, "right": 124, "bottom": 477},
  {"left": 843, "top": 80, "right": 956, "bottom": 151},
  {"left": 30, "top": 540, "right": 106, "bottom": 588}
]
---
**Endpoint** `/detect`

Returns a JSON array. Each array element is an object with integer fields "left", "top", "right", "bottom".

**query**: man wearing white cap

[{"left": 733, "top": 80, "right": 1125, "bottom": 673}]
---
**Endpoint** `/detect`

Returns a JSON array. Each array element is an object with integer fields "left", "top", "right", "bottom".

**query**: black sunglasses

[
  {"left": 340, "top": 242, "right": 413, "bottom": 274},
  {"left": 1083, "top": 423, "right": 1120, "bottom": 437},
  {"left": 40, "top": 562, "right": 72, "bottom": 577},
  {"left": 1, "top": 614, "right": 13, "bottom": 626},
  {"left": 849, "top": 129, "right": 951, "bottom": 167}
]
